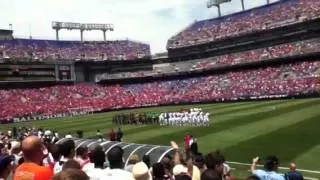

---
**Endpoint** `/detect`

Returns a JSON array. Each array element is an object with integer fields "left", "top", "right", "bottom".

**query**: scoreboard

[{"left": 0, "top": 63, "right": 74, "bottom": 82}]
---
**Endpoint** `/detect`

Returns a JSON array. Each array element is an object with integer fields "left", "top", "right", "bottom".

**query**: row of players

[{"left": 158, "top": 111, "right": 210, "bottom": 127}]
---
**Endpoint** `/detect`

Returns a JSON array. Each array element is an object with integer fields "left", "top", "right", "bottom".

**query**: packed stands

[
  {"left": 0, "top": 39, "right": 151, "bottom": 61},
  {"left": 101, "top": 38, "right": 320, "bottom": 80},
  {"left": 1, "top": 61, "right": 319, "bottom": 122},
  {"left": 167, "top": 0, "right": 320, "bottom": 48}
]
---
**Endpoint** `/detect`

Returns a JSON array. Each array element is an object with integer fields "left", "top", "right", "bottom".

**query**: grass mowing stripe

[
  {"left": 213, "top": 100, "right": 286, "bottom": 116},
  {"left": 222, "top": 115, "right": 320, "bottom": 170},
  {"left": 199, "top": 101, "right": 272, "bottom": 111},
  {"left": 197, "top": 100, "right": 320, "bottom": 153},
  {"left": 133, "top": 100, "right": 310, "bottom": 144},
  {"left": 293, "top": 145, "right": 320, "bottom": 171}
]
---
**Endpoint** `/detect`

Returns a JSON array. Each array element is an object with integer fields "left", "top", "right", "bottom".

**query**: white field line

[
  {"left": 227, "top": 161, "right": 320, "bottom": 174},
  {"left": 304, "top": 177, "right": 319, "bottom": 180}
]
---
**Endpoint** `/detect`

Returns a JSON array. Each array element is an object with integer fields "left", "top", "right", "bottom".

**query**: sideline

[
  {"left": 227, "top": 161, "right": 319, "bottom": 180},
  {"left": 227, "top": 161, "right": 320, "bottom": 174}
]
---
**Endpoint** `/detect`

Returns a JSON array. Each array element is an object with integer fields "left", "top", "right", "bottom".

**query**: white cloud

[{"left": 0, "top": 0, "right": 278, "bottom": 54}]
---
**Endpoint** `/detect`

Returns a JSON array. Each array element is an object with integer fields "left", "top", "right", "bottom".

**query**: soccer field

[{"left": 1, "top": 98, "right": 320, "bottom": 179}]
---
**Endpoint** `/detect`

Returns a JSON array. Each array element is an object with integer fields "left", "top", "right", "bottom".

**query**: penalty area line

[{"left": 227, "top": 161, "right": 320, "bottom": 174}]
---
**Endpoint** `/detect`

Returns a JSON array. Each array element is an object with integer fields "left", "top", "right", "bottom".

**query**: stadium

[{"left": 0, "top": 0, "right": 320, "bottom": 180}]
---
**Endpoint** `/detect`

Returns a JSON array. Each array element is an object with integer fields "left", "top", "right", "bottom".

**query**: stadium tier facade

[{"left": 0, "top": 0, "right": 320, "bottom": 123}]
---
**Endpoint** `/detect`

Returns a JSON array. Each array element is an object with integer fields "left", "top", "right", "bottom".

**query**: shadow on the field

[
  {"left": 222, "top": 114, "right": 320, "bottom": 167},
  {"left": 135, "top": 100, "right": 320, "bottom": 146}
]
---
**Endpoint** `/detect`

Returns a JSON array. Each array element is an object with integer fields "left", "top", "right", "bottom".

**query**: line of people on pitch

[{"left": 159, "top": 108, "right": 210, "bottom": 127}]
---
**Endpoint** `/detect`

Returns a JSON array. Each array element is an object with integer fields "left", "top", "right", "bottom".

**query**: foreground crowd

[
  {"left": 0, "top": 61, "right": 319, "bottom": 123},
  {"left": 168, "top": 0, "right": 320, "bottom": 48},
  {"left": 0, "top": 130, "right": 305, "bottom": 180}
]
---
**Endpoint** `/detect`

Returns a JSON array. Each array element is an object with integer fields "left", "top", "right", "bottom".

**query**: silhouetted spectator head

[
  {"left": 53, "top": 168, "right": 89, "bottom": 180},
  {"left": 76, "top": 146, "right": 88, "bottom": 159},
  {"left": 142, "top": 154, "right": 151, "bottom": 168},
  {"left": 193, "top": 154, "right": 205, "bottom": 172},
  {"left": 264, "top": 156, "right": 279, "bottom": 171},
  {"left": 92, "top": 146, "right": 105, "bottom": 168},
  {"left": 88, "top": 145, "right": 102, "bottom": 162},
  {"left": 0, "top": 155, "right": 14, "bottom": 180},
  {"left": 62, "top": 159, "right": 81, "bottom": 170},
  {"left": 107, "top": 146, "right": 124, "bottom": 169},
  {"left": 49, "top": 144, "right": 61, "bottom": 162},
  {"left": 175, "top": 174, "right": 192, "bottom": 180},
  {"left": 247, "top": 175, "right": 260, "bottom": 180},
  {"left": 152, "top": 162, "right": 165, "bottom": 179},
  {"left": 204, "top": 151, "right": 224, "bottom": 174},
  {"left": 60, "top": 139, "right": 75, "bottom": 159},
  {"left": 161, "top": 155, "right": 174, "bottom": 174},
  {"left": 201, "top": 169, "right": 222, "bottom": 180}
]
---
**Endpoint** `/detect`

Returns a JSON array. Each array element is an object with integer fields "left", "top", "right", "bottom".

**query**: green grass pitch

[{"left": 1, "top": 98, "right": 320, "bottom": 179}]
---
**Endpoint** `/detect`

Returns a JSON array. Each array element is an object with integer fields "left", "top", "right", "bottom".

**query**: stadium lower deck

[{"left": 1, "top": 98, "right": 320, "bottom": 179}]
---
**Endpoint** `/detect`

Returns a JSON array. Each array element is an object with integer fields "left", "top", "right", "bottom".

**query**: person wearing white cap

[
  {"left": 9, "top": 141, "right": 21, "bottom": 166},
  {"left": 65, "top": 134, "right": 72, "bottom": 139},
  {"left": 132, "top": 162, "right": 152, "bottom": 180},
  {"left": 173, "top": 164, "right": 188, "bottom": 176},
  {"left": 7, "top": 131, "right": 12, "bottom": 138}
]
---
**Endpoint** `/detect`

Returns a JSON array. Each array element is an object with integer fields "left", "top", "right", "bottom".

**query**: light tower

[
  {"left": 207, "top": 0, "right": 232, "bottom": 17},
  {"left": 52, "top": 22, "right": 114, "bottom": 41},
  {"left": 241, "top": 0, "right": 245, "bottom": 11}
]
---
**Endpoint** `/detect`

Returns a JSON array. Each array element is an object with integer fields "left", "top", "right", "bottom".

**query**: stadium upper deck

[
  {"left": 167, "top": 0, "right": 320, "bottom": 49},
  {"left": 98, "top": 38, "right": 320, "bottom": 81},
  {"left": 0, "top": 39, "right": 151, "bottom": 61}
]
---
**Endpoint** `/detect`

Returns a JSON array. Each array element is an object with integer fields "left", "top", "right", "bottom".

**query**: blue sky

[{"left": 0, "top": 0, "right": 279, "bottom": 54}]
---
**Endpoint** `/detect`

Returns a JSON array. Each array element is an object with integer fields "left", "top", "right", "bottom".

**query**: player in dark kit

[
  {"left": 108, "top": 129, "right": 116, "bottom": 141},
  {"left": 116, "top": 128, "right": 123, "bottom": 142}
]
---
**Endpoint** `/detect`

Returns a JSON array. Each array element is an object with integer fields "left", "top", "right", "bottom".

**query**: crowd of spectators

[
  {"left": 167, "top": 0, "right": 320, "bottom": 48},
  {"left": 0, "top": 39, "right": 151, "bottom": 61},
  {"left": 103, "top": 38, "right": 320, "bottom": 80},
  {"left": 0, "top": 130, "right": 305, "bottom": 180},
  {"left": 0, "top": 61, "right": 319, "bottom": 123}
]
